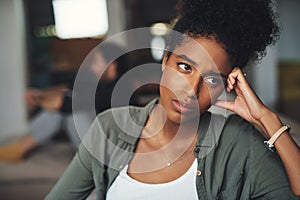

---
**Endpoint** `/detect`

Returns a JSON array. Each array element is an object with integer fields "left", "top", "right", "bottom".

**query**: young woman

[{"left": 46, "top": 0, "right": 300, "bottom": 199}]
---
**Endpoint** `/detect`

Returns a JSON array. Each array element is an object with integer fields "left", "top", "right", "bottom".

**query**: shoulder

[
  {"left": 82, "top": 99, "right": 157, "bottom": 151},
  {"left": 94, "top": 98, "right": 158, "bottom": 136},
  {"left": 95, "top": 104, "right": 148, "bottom": 132},
  {"left": 199, "top": 113, "right": 294, "bottom": 197},
  {"left": 224, "top": 114, "right": 259, "bottom": 134},
  {"left": 79, "top": 101, "right": 156, "bottom": 169},
  {"left": 87, "top": 104, "right": 146, "bottom": 142},
  {"left": 220, "top": 114, "right": 266, "bottom": 145},
  {"left": 221, "top": 115, "right": 291, "bottom": 183},
  {"left": 208, "top": 113, "right": 270, "bottom": 165},
  {"left": 79, "top": 105, "right": 145, "bottom": 165},
  {"left": 203, "top": 113, "right": 263, "bottom": 147},
  {"left": 218, "top": 114, "right": 280, "bottom": 163}
]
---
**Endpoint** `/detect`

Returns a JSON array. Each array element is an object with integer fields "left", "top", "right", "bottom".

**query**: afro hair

[{"left": 168, "top": 0, "right": 280, "bottom": 68}]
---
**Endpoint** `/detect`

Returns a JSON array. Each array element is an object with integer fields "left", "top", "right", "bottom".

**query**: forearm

[{"left": 259, "top": 109, "right": 300, "bottom": 195}]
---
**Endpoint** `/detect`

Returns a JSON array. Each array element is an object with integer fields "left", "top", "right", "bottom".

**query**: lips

[{"left": 172, "top": 99, "right": 195, "bottom": 114}]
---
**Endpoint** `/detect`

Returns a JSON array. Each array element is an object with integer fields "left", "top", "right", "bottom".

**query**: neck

[{"left": 145, "top": 105, "right": 198, "bottom": 147}]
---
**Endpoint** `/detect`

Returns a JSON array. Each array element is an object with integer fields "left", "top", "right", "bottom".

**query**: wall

[
  {"left": 106, "top": 0, "right": 127, "bottom": 46},
  {"left": 250, "top": 0, "right": 300, "bottom": 109},
  {"left": 278, "top": 0, "right": 300, "bottom": 61},
  {"left": 0, "top": 0, "right": 127, "bottom": 139},
  {"left": 0, "top": 0, "right": 27, "bottom": 138},
  {"left": 250, "top": 45, "right": 279, "bottom": 109}
]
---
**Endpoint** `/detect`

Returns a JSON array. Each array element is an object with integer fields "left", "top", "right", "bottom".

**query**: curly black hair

[{"left": 167, "top": 0, "right": 280, "bottom": 68}]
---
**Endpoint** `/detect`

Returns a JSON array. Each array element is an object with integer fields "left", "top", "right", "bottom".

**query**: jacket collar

[
  {"left": 118, "top": 98, "right": 159, "bottom": 145},
  {"left": 117, "top": 98, "right": 225, "bottom": 158}
]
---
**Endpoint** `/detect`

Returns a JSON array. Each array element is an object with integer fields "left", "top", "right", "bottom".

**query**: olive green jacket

[{"left": 46, "top": 99, "right": 298, "bottom": 200}]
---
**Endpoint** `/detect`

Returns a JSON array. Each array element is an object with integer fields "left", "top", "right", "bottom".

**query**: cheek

[
  {"left": 197, "top": 86, "right": 212, "bottom": 110},
  {"left": 209, "top": 86, "right": 224, "bottom": 103},
  {"left": 160, "top": 67, "right": 190, "bottom": 95},
  {"left": 197, "top": 85, "right": 224, "bottom": 110}
]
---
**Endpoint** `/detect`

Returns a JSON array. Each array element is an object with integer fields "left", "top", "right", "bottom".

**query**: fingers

[
  {"left": 226, "top": 67, "right": 248, "bottom": 92},
  {"left": 229, "top": 67, "right": 247, "bottom": 83}
]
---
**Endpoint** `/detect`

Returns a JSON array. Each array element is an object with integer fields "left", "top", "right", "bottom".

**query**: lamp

[{"left": 52, "top": 0, "right": 109, "bottom": 39}]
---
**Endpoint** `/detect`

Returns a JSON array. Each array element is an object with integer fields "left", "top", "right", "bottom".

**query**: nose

[{"left": 184, "top": 73, "right": 202, "bottom": 99}]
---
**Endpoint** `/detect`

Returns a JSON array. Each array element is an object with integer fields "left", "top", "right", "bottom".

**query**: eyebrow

[
  {"left": 177, "top": 54, "right": 198, "bottom": 67},
  {"left": 177, "top": 54, "right": 228, "bottom": 79},
  {"left": 206, "top": 71, "right": 228, "bottom": 80}
]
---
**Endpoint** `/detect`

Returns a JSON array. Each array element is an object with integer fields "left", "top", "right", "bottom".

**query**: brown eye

[{"left": 178, "top": 63, "right": 192, "bottom": 73}]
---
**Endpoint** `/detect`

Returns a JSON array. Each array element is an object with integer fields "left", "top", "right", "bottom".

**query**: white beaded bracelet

[{"left": 264, "top": 125, "right": 290, "bottom": 152}]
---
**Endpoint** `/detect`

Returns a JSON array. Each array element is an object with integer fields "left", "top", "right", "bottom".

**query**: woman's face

[{"left": 159, "top": 36, "right": 232, "bottom": 124}]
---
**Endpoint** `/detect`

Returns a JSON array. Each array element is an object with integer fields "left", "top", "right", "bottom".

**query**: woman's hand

[
  {"left": 215, "top": 67, "right": 300, "bottom": 195},
  {"left": 214, "top": 67, "right": 271, "bottom": 134}
]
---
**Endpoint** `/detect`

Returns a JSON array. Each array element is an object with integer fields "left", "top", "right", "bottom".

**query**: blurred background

[{"left": 0, "top": 0, "right": 299, "bottom": 199}]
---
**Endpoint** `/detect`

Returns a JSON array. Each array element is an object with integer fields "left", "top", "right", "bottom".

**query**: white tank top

[{"left": 106, "top": 159, "right": 199, "bottom": 200}]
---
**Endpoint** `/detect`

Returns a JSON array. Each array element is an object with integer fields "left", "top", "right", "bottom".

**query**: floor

[{"left": 0, "top": 140, "right": 74, "bottom": 200}]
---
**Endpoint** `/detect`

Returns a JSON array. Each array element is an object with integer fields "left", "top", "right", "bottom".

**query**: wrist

[{"left": 259, "top": 109, "right": 282, "bottom": 138}]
